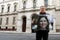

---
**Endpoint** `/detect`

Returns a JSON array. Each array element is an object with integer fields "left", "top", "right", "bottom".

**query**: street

[{"left": 0, "top": 33, "right": 60, "bottom": 40}]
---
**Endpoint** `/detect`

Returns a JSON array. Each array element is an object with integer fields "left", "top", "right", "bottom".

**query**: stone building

[{"left": 0, "top": 0, "right": 60, "bottom": 33}]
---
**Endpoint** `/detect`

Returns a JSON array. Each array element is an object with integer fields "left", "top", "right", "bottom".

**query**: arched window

[
  {"left": 6, "top": 17, "right": 9, "bottom": 25},
  {"left": 1, "top": 5, "right": 4, "bottom": 13},
  {"left": 22, "top": 16, "right": 26, "bottom": 32},
  {"left": 14, "top": 5, "right": 17, "bottom": 11},
  {"left": 7, "top": 4, "right": 11, "bottom": 12},
  {"left": 14, "top": 2, "right": 18, "bottom": 12},
  {"left": 0, "top": 18, "right": 2, "bottom": 25},
  {"left": 13, "top": 17, "right": 16, "bottom": 25}
]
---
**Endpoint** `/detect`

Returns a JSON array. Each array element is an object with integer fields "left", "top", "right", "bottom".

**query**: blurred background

[{"left": 0, "top": 0, "right": 60, "bottom": 34}]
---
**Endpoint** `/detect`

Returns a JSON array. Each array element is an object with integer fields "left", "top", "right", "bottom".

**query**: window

[
  {"left": 7, "top": 4, "right": 10, "bottom": 12},
  {"left": 13, "top": 17, "right": 16, "bottom": 25},
  {"left": 6, "top": 17, "right": 9, "bottom": 25},
  {"left": 14, "top": 2, "right": 18, "bottom": 12},
  {"left": 0, "top": 26, "right": 1, "bottom": 29},
  {"left": 33, "top": 0, "right": 36, "bottom": 8},
  {"left": 6, "top": 27, "right": 8, "bottom": 30},
  {"left": 14, "top": 5, "right": 17, "bottom": 12},
  {"left": 44, "top": 0, "right": 48, "bottom": 7},
  {"left": 7, "top": 6, "right": 10, "bottom": 12},
  {"left": 0, "top": 18, "right": 2, "bottom": 25},
  {"left": 12, "top": 26, "right": 15, "bottom": 30},
  {"left": 1, "top": 5, "right": 4, "bottom": 13},
  {"left": 23, "top": 1, "right": 26, "bottom": 9}
]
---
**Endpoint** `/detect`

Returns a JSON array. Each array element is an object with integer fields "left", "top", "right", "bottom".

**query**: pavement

[{"left": 0, "top": 33, "right": 60, "bottom": 40}]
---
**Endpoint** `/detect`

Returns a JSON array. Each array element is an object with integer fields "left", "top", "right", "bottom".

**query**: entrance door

[{"left": 22, "top": 16, "right": 26, "bottom": 32}]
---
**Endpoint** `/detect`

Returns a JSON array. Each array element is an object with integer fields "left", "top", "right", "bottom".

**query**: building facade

[{"left": 0, "top": 0, "right": 60, "bottom": 33}]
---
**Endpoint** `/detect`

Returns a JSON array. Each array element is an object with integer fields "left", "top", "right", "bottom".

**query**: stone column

[
  {"left": 53, "top": 18, "right": 56, "bottom": 32},
  {"left": 16, "top": 14, "right": 22, "bottom": 33},
  {"left": 52, "top": 9, "right": 56, "bottom": 33},
  {"left": 26, "top": 16, "right": 31, "bottom": 33}
]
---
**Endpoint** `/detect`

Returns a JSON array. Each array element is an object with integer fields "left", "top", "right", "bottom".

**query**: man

[
  {"left": 36, "top": 6, "right": 54, "bottom": 40},
  {"left": 39, "top": 6, "right": 54, "bottom": 30}
]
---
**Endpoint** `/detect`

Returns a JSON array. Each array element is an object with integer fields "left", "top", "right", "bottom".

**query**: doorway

[{"left": 22, "top": 16, "right": 26, "bottom": 32}]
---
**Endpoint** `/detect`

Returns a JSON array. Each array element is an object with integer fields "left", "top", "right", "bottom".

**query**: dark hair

[{"left": 37, "top": 16, "right": 49, "bottom": 30}]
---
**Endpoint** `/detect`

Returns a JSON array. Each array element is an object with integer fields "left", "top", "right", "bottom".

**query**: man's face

[
  {"left": 39, "top": 17, "right": 48, "bottom": 28},
  {"left": 40, "top": 7, "right": 46, "bottom": 13}
]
